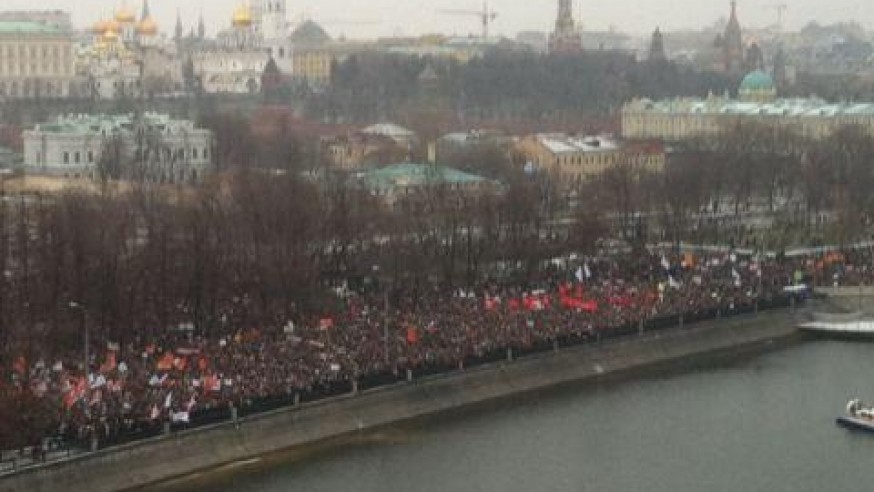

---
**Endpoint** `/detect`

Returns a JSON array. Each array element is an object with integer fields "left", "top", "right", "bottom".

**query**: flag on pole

[
  {"left": 406, "top": 326, "right": 419, "bottom": 345},
  {"left": 575, "top": 266, "right": 584, "bottom": 283},
  {"left": 584, "top": 263, "right": 592, "bottom": 280}
]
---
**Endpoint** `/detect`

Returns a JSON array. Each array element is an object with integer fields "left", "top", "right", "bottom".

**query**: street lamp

[{"left": 68, "top": 302, "right": 89, "bottom": 375}]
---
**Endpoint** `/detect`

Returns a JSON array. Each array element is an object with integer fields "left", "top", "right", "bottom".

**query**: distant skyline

[{"left": 3, "top": 0, "right": 872, "bottom": 39}]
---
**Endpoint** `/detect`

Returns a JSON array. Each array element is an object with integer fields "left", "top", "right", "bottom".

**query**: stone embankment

[{"left": 2, "top": 308, "right": 802, "bottom": 492}]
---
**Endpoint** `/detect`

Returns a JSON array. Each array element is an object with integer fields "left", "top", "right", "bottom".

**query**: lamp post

[
  {"left": 68, "top": 301, "right": 90, "bottom": 415},
  {"left": 68, "top": 301, "right": 96, "bottom": 451}
]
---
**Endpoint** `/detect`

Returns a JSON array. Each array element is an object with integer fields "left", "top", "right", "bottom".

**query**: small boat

[
  {"left": 837, "top": 399, "right": 874, "bottom": 432},
  {"left": 798, "top": 320, "right": 874, "bottom": 340}
]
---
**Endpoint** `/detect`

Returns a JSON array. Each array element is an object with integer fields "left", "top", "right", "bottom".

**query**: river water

[{"left": 156, "top": 340, "right": 874, "bottom": 492}]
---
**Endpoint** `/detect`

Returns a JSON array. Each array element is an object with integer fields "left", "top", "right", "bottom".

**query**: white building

[
  {"left": 621, "top": 71, "right": 874, "bottom": 142},
  {"left": 0, "top": 20, "right": 76, "bottom": 99},
  {"left": 82, "top": 0, "right": 183, "bottom": 100},
  {"left": 192, "top": 2, "right": 269, "bottom": 94},
  {"left": 23, "top": 113, "right": 214, "bottom": 182}
]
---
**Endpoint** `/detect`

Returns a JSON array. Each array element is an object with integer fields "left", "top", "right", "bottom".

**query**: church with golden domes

[
  {"left": 84, "top": 0, "right": 183, "bottom": 99},
  {"left": 191, "top": 1, "right": 290, "bottom": 94}
]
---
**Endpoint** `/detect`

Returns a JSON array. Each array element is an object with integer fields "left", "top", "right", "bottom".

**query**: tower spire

[
  {"left": 175, "top": 8, "right": 183, "bottom": 41},
  {"left": 141, "top": 0, "right": 150, "bottom": 21},
  {"left": 198, "top": 9, "right": 205, "bottom": 39}
]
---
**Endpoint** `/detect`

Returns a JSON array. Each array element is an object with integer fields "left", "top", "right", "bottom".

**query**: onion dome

[
  {"left": 103, "top": 27, "right": 120, "bottom": 42},
  {"left": 92, "top": 18, "right": 110, "bottom": 35},
  {"left": 136, "top": 16, "right": 158, "bottom": 36},
  {"left": 115, "top": 3, "right": 136, "bottom": 24},
  {"left": 232, "top": 3, "right": 253, "bottom": 28},
  {"left": 105, "top": 18, "right": 121, "bottom": 34}
]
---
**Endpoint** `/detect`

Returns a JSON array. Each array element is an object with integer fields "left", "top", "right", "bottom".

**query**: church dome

[
  {"left": 136, "top": 16, "right": 158, "bottom": 36},
  {"left": 103, "top": 27, "right": 120, "bottom": 42},
  {"left": 105, "top": 18, "right": 121, "bottom": 34},
  {"left": 115, "top": 4, "right": 136, "bottom": 24},
  {"left": 232, "top": 3, "right": 253, "bottom": 28},
  {"left": 92, "top": 18, "right": 110, "bottom": 34},
  {"left": 739, "top": 70, "right": 775, "bottom": 93},
  {"left": 739, "top": 70, "right": 777, "bottom": 103}
]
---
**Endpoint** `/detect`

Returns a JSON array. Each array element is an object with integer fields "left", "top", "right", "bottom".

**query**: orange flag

[
  {"left": 406, "top": 326, "right": 419, "bottom": 345},
  {"left": 156, "top": 353, "right": 174, "bottom": 371}
]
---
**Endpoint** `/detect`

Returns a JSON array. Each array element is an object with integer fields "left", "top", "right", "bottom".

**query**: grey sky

[{"left": 4, "top": 0, "right": 872, "bottom": 39}]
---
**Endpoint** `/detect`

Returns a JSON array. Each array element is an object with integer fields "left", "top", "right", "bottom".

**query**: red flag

[
  {"left": 99, "top": 351, "right": 117, "bottom": 374},
  {"left": 156, "top": 352, "right": 174, "bottom": 371},
  {"left": 12, "top": 356, "right": 26, "bottom": 375},
  {"left": 484, "top": 296, "right": 499, "bottom": 311},
  {"left": 63, "top": 377, "right": 87, "bottom": 409},
  {"left": 406, "top": 326, "right": 420, "bottom": 345},
  {"left": 319, "top": 317, "right": 334, "bottom": 330},
  {"left": 172, "top": 356, "right": 188, "bottom": 371},
  {"left": 581, "top": 300, "right": 598, "bottom": 313}
]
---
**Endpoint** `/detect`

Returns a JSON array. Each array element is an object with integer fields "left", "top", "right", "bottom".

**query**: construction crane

[
  {"left": 768, "top": 4, "right": 788, "bottom": 29},
  {"left": 437, "top": 2, "right": 499, "bottom": 40}
]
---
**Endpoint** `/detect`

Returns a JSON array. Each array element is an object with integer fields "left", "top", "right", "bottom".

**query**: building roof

[
  {"left": 536, "top": 134, "right": 619, "bottom": 154},
  {"left": 624, "top": 95, "right": 874, "bottom": 118},
  {"left": 27, "top": 113, "right": 207, "bottom": 136},
  {"left": 361, "top": 123, "right": 416, "bottom": 142},
  {"left": 290, "top": 20, "right": 331, "bottom": 44},
  {"left": 739, "top": 70, "right": 775, "bottom": 93},
  {"left": 359, "top": 163, "right": 488, "bottom": 191},
  {"left": 0, "top": 21, "right": 62, "bottom": 35}
]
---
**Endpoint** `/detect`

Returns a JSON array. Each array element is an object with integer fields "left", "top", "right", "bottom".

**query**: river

[{"left": 154, "top": 340, "right": 874, "bottom": 492}]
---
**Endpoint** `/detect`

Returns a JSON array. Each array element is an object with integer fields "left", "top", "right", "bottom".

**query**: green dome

[{"left": 739, "top": 70, "right": 775, "bottom": 93}]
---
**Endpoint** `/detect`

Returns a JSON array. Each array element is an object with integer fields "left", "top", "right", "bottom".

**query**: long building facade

[
  {"left": 621, "top": 71, "right": 874, "bottom": 142},
  {"left": 0, "top": 21, "right": 75, "bottom": 99},
  {"left": 23, "top": 113, "right": 213, "bottom": 182}
]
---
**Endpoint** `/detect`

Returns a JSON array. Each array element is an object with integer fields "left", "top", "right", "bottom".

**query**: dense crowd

[{"left": 2, "top": 250, "right": 807, "bottom": 452}]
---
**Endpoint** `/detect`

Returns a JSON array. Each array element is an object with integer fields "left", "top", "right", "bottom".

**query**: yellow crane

[{"left": 437, "top": 2, "right": 499, "bottom": 40}]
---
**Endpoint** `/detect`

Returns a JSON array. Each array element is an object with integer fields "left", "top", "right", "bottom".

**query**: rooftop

[
  {"left": 27, "top": 113, "right": 204, "bottom": 135},
  {"left": 536, "top": 134, "right": 620, "bottom": 154},
  {"left": 359, "top": 163, "right": 489, "bottom": 191},
  {"left": 0, "top": 20, "right": 64, "bottom": 35},
  {"left": 624, "top": 96, "right": 874, "bottom": 118}
]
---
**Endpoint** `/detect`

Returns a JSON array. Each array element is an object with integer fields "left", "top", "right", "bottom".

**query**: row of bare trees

[{"left": 580, "top": 122, "right": 874, "bottom": 251}]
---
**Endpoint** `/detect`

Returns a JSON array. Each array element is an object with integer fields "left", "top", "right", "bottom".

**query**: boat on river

[
  {"left": 798, "top": 313, "right": 874, "bottom": 339},
  {"left": 837, "top": 399, "right": 874, "bottom": 432}
]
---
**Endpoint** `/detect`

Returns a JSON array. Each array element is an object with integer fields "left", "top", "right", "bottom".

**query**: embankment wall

[{"left": 2, "top": 309, "right": 801, "bottom": 492}]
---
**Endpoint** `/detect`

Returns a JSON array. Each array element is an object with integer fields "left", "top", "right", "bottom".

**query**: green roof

[
  {"left": 0, "top": 21, "right": 63, "bottom": 35},
  {"left": 739, "top": 70, "right": 775, "bottom": 93},
  {"left": 360, "top": 163, "right": 488, "bottom": 190}
]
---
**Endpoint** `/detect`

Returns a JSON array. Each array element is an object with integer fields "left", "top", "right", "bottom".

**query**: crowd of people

[{"left": 2, "top": 249, "right": 809, "bottom": 453}]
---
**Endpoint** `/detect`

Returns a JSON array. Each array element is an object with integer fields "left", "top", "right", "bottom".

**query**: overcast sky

[{"left": 4, "top": 0, "right": 872, "bottom": 39}]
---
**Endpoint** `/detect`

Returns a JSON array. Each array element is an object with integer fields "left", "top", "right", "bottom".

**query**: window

[
  {"left": 203, "top": 148, "right": 209, "bottom": 159},
  {"left": 193, "top": 148, "right": 198, "bottom": 159},
  {"left": 88, "top": 151, "right": 94, "bottom": 163},
  {"left": 63, "top": 152, "right": 69, "bottom": 164},
  {"left": 74, "top": 152, "right": 80, "bottom": 164}
]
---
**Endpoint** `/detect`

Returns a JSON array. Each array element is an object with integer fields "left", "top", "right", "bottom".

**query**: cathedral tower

[
  {"left": 548, "top": 0, "right": 583, "bottom": 54},
  {"left": 723, "top": 1, "right": 744, "bottom": 73},
  {"left": 254, "top": 0, "right": 286, "bottom": 40}
]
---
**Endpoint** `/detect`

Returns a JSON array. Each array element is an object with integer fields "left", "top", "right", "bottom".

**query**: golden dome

[
  {"left": 136, "top": 16, "right": 158, "bottom": 36},
  {"left": 105, "top": 18, "right": 121, "bottom": 33},
  {"left": 232, "top": 3, "right": 252, "bottom": 27},
  {"left": 92, "top": 19, "right": 110, "bottom": 34},
  {"left": 115, "top": 3, "right": 136, "bottom": 24},
  {"left": 103, "top": 27, "right": 120, "bottom": 42}
]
